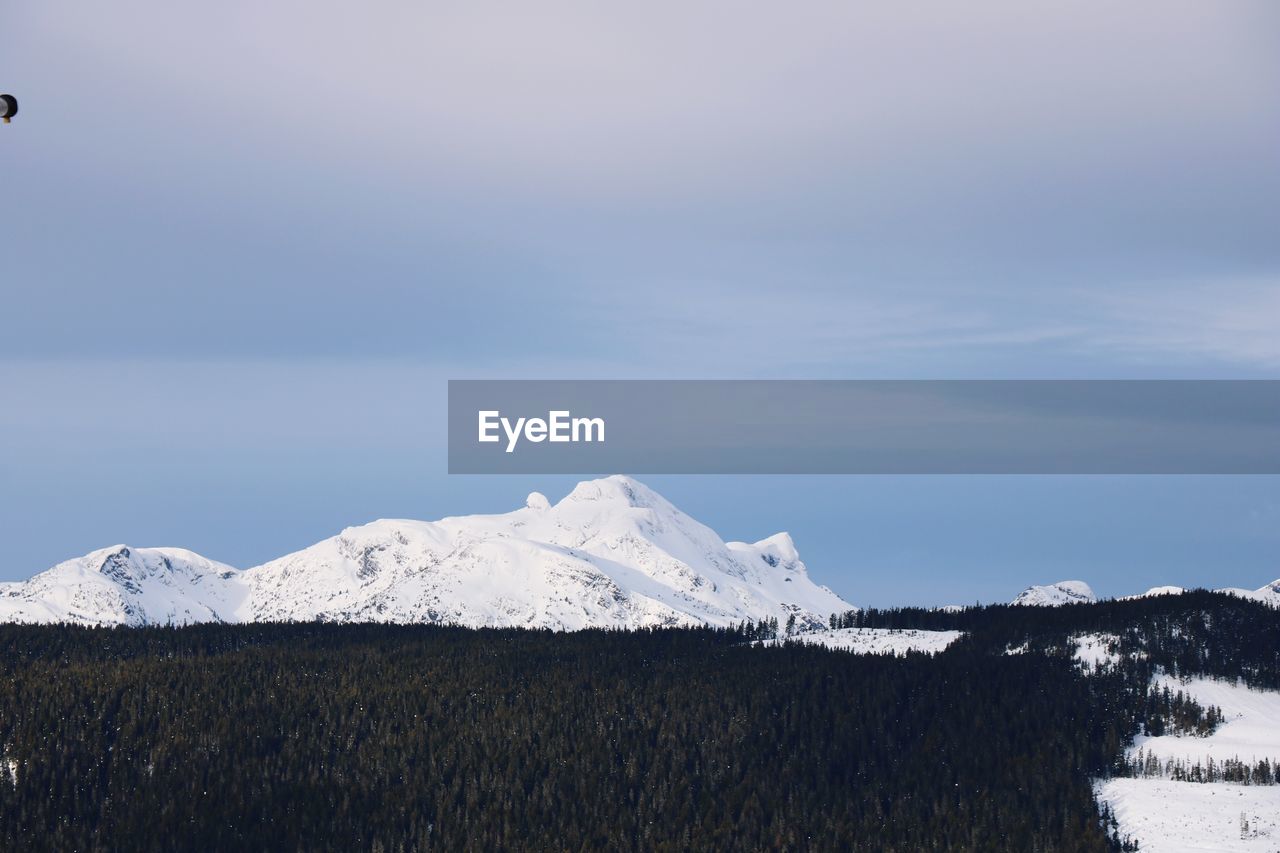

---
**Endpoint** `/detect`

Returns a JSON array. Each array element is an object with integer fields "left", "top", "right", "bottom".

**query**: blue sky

[{"left": 2, "top": 1, "right": 1278, "bottom": 605}]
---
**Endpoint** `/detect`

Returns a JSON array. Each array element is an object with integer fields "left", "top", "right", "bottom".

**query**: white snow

[
  {"left": 1073, "top": 633, "right": 1128, "bottom": 667},
  {"left": 1215, "top": 580, "right": 1280, "bottom": 609},
  {"left": 0, "top": 545, "right": 245, "bottom": 627},
  {"left": 1132, "top": 674, "right": 1280, "bottom": 771},
  {"left": 1121, "top": 586, "right": 1188, "bottom": 600},
  {"left": 762, "top": 627, "right": 963, "bottom": 656},
  {"left": 1097, "top": 675, "right": 1280, "bottom": 852},
  {"left": 0, "top": 476, "right": 855, "bottom": 631},
  {"left": 1009, "top": 580, "right": 1279, "bottom": 607},
  {"left": 1096, "top": 779, "right": 1280, "bottom": 852},
  {"left": 1011, "top": 580, "right": 1096, "bottom": 606}
]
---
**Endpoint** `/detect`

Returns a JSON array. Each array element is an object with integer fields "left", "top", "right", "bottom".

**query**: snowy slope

[
  {"left": 1095, "top": 674, "right": 1280, "bottom": 852},
  {"left": 1016, "top": 582, "right": 1277, "bottom": 608},
  {"left": 0, "top": 545, "right": 245, "bottom": 626},
  {"left": 1131, "top": 674, "right": 1280, "bottom": 770},
  {"left": 1096, "top": 779, "right": 1280, "bottom": 853},
  {"left": 1215, "top": 580, "right": 1280, "bottom": 609},
  {"left": 0, "top": 477, "right": 854, "bottom": 630},
  {"left": 1121, "top": 586, "right": 1187, "bottom": 600},
  {"left": 1072, "top": 633, "right": 1133, "bottom": 668},
  {"left": 762, "top": 628, "right": 963, "bottom": 656},
  {"left": 1011, "top": 580, "right": 1096, "bottom": 606}
]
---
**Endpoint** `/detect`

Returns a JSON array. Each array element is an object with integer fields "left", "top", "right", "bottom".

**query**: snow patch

[
  {"left": 1096, "top": 778, "right": 1280, "bottom": 852},
  {"left": 1132, "top": 675, "right": 1280, "bottom": 771},
  {"left": 761, "top": 628, "right": 963, "bottom": 656},
  {"left": 1073, "top": 633, "right": 1127, "bottom": 668}
]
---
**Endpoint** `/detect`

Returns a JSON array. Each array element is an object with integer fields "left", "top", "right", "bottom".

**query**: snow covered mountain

[
  {"left": 1122, "top": 585, "right": 1186, "bottom": 600},
  {"left": 1216, "top": 579, "right": 1280, "bottom": 609},
  {"left": 1015, "top": 579, "right": 1280, "bottom": 608},
  {"left": 0, "top": 476, "right": 853, "bottom": 630},
  {"left": 0, "top": 545, "right": 245, "bottom": 626},
  {"left": 5, "top": 479, "right": 1271, "bottom": 628},
  {"left": 1011, "top": 580, "right": 1097, "bottom": 607}
]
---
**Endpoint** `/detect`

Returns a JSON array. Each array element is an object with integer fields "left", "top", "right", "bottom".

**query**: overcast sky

[{"left": 2, "top": 1, "right": 1278, "bottom": 604}]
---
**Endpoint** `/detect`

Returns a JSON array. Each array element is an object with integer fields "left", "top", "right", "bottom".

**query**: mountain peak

[
  {"left": 561, "top": 475, "right": 662, "bottom": 509},
  {"left": 0, "top": 546, "right": 244, "bottom": 626},
  {"left": 749, "top": 532, "right": 801, "bottom": 569},
  {"left": 1137, "top": 585, "right": 1185, "bottom": 598},
  {"left": 1011, "top": 580, "right": 1096, "bottom": 607},
  {"left": 93, "top": 544, "right": 132, "bottom": 562}
]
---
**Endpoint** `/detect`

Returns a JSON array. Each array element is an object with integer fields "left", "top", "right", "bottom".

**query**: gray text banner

[{"left": 448, "top": 380, "right": 1280, "bottom": 474}]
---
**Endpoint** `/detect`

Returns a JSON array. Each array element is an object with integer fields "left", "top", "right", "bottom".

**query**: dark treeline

[
  {"left": 1124, "top": 751, "right": 1280, "bottom": 785},
  {"left": 839, "top": 591, "right": 1280, "bottom": 688},
  {"left": 0, "top": 593, "right": 1272, "bottom": 852}
]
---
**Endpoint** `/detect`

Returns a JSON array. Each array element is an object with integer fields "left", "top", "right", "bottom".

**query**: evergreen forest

[{"left": 0, "top": 592, "right": 1276, "bottom": 851}]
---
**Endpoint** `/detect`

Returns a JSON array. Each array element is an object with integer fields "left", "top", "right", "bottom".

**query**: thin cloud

[{"left": 1087, "top": 280, "right": 1280, "bottom": 370}]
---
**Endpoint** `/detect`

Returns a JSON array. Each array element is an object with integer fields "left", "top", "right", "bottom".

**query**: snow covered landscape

[
  {"left": 2, "top": 478, "right": 1277, "bottom": 851},
  {"left": 1216, "top": 581, "right": 1280, "bottom": 610},
  {"left": 1131, "top": 674, "right": 1280, "bottom": 773},
  {"left": 1, "top": 477, "right": 1276, "bottom": 851},
  {"left": 1072, "top": 642, "right": 1280, "bottom": 852},
  {"left": 3, "top": 477, "right": 1273, "bottom": 634},
  {"left": 1095, "top": 779, "right": 1280, "bottom": 853}
]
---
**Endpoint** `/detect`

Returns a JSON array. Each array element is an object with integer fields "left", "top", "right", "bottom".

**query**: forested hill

[
  {"left": 841, "top": 590, "right": 1280, "bottom": 688},
  {"left": 0, "top": 593, "right": 1274, "bottom": 852}
]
